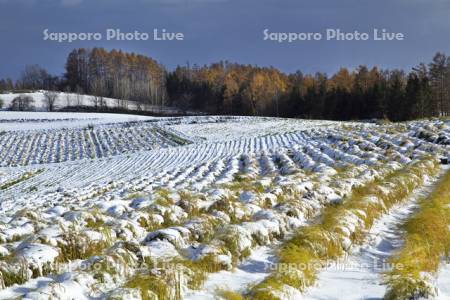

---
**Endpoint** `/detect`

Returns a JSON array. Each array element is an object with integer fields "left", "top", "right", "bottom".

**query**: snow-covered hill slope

[
  {"left": 0, "top": 115, "right": 448, "bottom": 300},
  {"left": 0, "top": 91, "right": 189, "bottom": 115}
]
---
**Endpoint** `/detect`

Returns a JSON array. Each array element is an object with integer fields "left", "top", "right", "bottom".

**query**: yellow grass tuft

[
  {"left": 383, "top": 168, "right": 450, "bottom": 300},
  {"left": 217, "top": 289, "right": 246, "bottom": 300}
]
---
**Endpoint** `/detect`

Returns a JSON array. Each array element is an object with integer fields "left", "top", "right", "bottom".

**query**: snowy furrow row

[{"left": 0, "top": 124, "right": 186, "bottom": 167}]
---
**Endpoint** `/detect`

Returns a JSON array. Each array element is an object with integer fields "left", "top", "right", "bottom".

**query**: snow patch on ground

[{"left": 185, "top": 246, "right": 275, "bottom": 299}]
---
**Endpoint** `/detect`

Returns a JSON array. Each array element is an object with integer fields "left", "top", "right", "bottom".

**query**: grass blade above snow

[{"left": 383, "top": 167, "right": 450, "bottom": 300}]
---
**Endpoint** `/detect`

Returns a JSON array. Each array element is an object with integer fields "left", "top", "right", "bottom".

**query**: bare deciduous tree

[
  {"left": 43, "top": 91, "right": 59, "bottom": 112},
  {"left": 20, "top": 65, "right": 55, "bottom": 90},
  {"left": 75, "top": 85, "right": 83, "bottom": 107},
  {"left": 10, "top": 95, "right": 35, "bottom": 111},
  {"left": 90, "top": 78, "right": 106, "bottom": 110},
  {"left": 64, "top": 86, "right": 72, "bottom": 107}
]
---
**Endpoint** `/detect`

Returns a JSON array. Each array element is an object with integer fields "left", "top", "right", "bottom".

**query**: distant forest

[{"left": 1, "top": 48, "right": 450, "bottom": 121}]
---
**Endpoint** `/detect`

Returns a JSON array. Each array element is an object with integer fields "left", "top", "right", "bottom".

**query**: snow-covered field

[
  {"left": 0, "top": 111, "right": 154, "bottom": 131},
  {"left": 0, "top": 113, "right": 449, "bottom": 300}
]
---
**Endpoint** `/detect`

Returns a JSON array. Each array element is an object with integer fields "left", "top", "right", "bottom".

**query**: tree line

[
  {"left": 166, "top": 53, "right": 450, "bottom": 121},
  {"left": 1, "top": 48, "right": 449, "bottom": 120},
  {"left": 64, "top": 48, "right": 166, "bottom": 109},
  {"left": 0, "top": 48, "right": 166, "bottom": 110}
]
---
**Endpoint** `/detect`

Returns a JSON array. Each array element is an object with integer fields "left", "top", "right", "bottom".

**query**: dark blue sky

[{"left": 0, "top": 0, "right": 449, "bottom": 79}]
